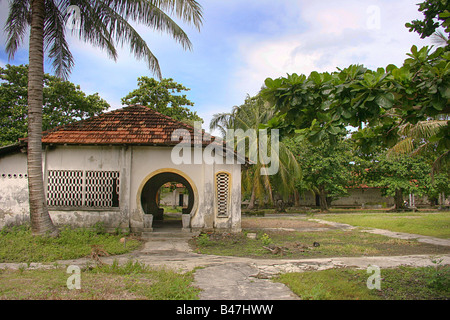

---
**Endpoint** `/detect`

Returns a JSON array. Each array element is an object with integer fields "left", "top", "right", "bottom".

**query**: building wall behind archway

[{"left": 130, "top": 146, "right": 241, "bottom": 233}]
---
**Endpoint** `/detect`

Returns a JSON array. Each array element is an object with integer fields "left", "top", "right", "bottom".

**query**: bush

[{"left": 196, "top": 233, "right": 211, "bottom": 247}]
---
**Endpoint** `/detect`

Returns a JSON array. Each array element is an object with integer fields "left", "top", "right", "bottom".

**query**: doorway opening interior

[{"left": 140, "top": 172, "right": 194, "bottom": 230}]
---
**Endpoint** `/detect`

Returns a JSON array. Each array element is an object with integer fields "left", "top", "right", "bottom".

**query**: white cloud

[
  {"left": 230, "top": 0, "right": 434, "bottom": 98},
  {"left": 0, "top": 0, "right": 436, "bottom": 127}
]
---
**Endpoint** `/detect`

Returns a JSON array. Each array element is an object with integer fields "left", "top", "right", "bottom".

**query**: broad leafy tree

[
  {"left": 3, "top": 0, "right": 203, "bottom": 236},
  {"left": 121, "top": 77, "right": 203, "bottom": 125},
  {"left": 261, "top": 46, "right": 449, "bottom": 179},
  {"left": 0, "top": 64, "right": 109, "bottom": 146},
  {"left": 261, "top": 1, "right": 449, "bottom": 171},
  {"left": 363, "top": 153, "right": 431, "bottom": 210},
  {"left": 287, "top": 134, "right": 355, "bottom": 212}
]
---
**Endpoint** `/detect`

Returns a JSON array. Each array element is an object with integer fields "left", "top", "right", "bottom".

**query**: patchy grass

[
  {"left": 317, "top": 212, "right": 450, "bottom": 239},
  {"left": 189, "top": 229, "right": 450, "bottom": 259},
  {"left": 274, "top": 263, "right": 450, "bottom": 300},
  {"left": 0, "top": 225, "right": 142, "bottom": 263},
  {"left": 0, "top": 260, "right": 200, "bottom": 300}
]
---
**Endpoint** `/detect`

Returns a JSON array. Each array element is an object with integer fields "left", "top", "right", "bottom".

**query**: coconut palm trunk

[
  {"left": 5, "top": 0, "right": 203, "bottom": 236},
  {"left": 27, "top": 0, "right": 59, "bottom": 236}
]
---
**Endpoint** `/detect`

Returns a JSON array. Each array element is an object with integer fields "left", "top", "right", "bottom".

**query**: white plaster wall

[
  {"left": 213, "top": 162, "right": 241, "bottom": 232},
  {"left": 45, "top": 145, "right": 129, "bottom": 230},
  {"left": 45, "top": 145, "right": 124, "bottom": 171},
  {"left": 0, "top": 152, "right": 29, "bottom": 228},
  {"left": 129, "top": 146, "right": 242, "bottom": 232},
  {"left": 0, "top": 145, "right": 243, "bottom": 232},
  {"left": 160, "top": 188, "right": 188, "bottom": 206},
  {"left": 129, "top": 146, "right": 207, "bottom": 231}
]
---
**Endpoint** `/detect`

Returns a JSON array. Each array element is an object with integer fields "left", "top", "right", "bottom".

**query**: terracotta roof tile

[{"left": 39, "top": 105, "right": 216, "bottom": 147}]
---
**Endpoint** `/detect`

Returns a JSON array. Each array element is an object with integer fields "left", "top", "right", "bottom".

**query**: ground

[
  {"left": 0, "top": 211, "right": 449, "bottom": 300},
  {"left": 241, "top": 217, "right": 333, "bottom": 230}
]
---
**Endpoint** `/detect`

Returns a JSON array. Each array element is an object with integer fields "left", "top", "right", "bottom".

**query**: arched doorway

[{"left": 140, "top": 171, "right": 196, "bottom": 229}]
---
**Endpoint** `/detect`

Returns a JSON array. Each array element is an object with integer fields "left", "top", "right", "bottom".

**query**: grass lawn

[
  {"left": 274, "top": 264, "right": 450, "bottom": 300},
  {"left": 0, "top": 225, "right": 142, "bottom": 263},
  {"left": 317, "top": 211, "right": 450, "bottom": 239},
  {"left": 0, "top": 260, "right": 200, "bottom": 300},
  {"left": 190, "top": 229, "right": 450, "bottom": 259}
]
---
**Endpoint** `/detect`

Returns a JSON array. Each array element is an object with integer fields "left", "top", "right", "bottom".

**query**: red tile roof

[{"left": 39, "top": 105, "right": 214, "bottom": 146}]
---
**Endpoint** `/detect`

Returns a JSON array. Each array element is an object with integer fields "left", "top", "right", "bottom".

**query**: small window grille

[
  {"left": 47, "top": 170, "right": 119, "bottom": 208},
  {"left": 47, "top": 170, "right": 83, "bottom": 207},
  {"left": 216, "top": 172, "right": 230, "bottom": 217},
  {"left": 85, "top": 171, "right": 120, "bottom": 208}
]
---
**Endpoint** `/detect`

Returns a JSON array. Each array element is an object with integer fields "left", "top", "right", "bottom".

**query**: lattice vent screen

[
  {"left": 85, "top": 171, "right": 120, "bottom": 207},
  {"left": 47, "top": 170, "right": 83, "bottom": 207},
  {"left": 47, "top": 170, "right": 119, "bottom": 208},
  {"left": 216, "top": 172, "right": 230, "bottom": 217}
]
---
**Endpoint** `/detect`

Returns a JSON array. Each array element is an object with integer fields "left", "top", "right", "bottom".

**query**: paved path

[
  {"left": 310, "top": 218, "right": 450, "bottom": 247},
  {"left": 1, "top": 223, "right": 450, "bottom": 300}
]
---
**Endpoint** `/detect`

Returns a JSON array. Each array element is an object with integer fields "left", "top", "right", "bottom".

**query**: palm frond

[
  {"left": 389, "top": 120, "right": 447, "bottom": 157},
  {"left": 151, "top": 0, "right": 203, "bottom": 31},
  {"left": 4, "top": 0, "right": 30, "bottom": 60},
  {"left": 68, "top": 0, "right": 118, "bottom": 61},
  {"left": 387, "top": 137, "right": 414, "bottom": 156},
  {"left": 431, "top": 30, "right": 449, "bottom": 47},
  {"left": 432, "top": 150, "right": 449, "bottom": 177},
  {"left": 399, "top": 120, "right": 446, "bottom": 140},
  {"left": 210, "top": 112, "right": 232, "bottom": 132},
  {"left": 44, "top": 0, "right": 74, "bottom": 79},
  {"left": 105, "top": 0, "right": 195, "bottom": 51}
]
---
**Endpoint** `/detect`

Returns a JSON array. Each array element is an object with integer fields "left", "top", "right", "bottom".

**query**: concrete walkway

[
  {"left": 1, "top": 223, "right": 449, "bottom": 300},
  {"left": 309, "top": 218, "right": 450, "bottom": 247}
]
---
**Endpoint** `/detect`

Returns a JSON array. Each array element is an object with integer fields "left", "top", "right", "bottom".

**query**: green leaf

[
  {"left": 376, "top": 93, "right": 395, "bottom": 109},
  {"left": 264, "top": 77, "right": 275, "bottom": 88},
  {"left": 438, "top": 85, "right": 450, "bottom": 99},
  {"left": 431, "top": 99, "right": 445, "bottom": 111}
]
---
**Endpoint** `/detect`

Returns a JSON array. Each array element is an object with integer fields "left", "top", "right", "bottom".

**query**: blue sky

[{"left": 0, "top": 0, "right": 434, "bottom": 133}]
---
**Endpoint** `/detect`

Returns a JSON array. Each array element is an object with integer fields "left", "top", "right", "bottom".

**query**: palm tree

[
  {"left": 431, "top": 30, "right": 449, "bottom": 48},
  {"left": 388, "top": 119, "right": 449, "bottom": 174},
  {"left": 4, "top": 0, "right": 203, "bottom": 236},
  {"left": 210, "top": 95, "right": 301, "bottom": 210}
]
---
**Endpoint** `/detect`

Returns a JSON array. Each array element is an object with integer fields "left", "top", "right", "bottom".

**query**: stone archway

[{"left": 139, "top": 170, "right": 197, "bottom": 229}]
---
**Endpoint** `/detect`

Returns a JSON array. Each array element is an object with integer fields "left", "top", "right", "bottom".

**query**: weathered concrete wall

[
  {"left": 296, "top": 189, "right": 394, "bottom": 208},
  {"left": 45, "top": 145, "right": 129, "bottom": 231},
  {"left": 332, "top": 188, "right": 394, "bottom": 207},
  {"left": 296, "top": 188, "right": 449, "bottom": 208},
  {"left": 0, "top": 145, "right": 242, "bottom": 232},
  {"left": 297, "top": 191, "right": 316, "bottom": 207},
  {"left": 129, "top": 146, "right": 242, "bottom": 233},
  {"left": 212, "top": 162, "right": 241, "bottom": 232},
  {"left": 0, "top": 152, "right": 30, "bottom": 228},
  {"left": 160, "top": 188, "right": 188, "bottom": 206},
  {"left": 0, "top": 146, "right": 130, "bottom": 231}
]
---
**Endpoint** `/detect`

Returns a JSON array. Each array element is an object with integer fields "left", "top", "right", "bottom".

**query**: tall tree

[
  {"left": 3, "top": 0, "right": 203, "bottom": 236},
  {"left": 121, "top": 77, "right": 203, "bottom": 125},
  {"left": 287, "top": 134, "right": 354, "bottom": 212},
  {"left": 210, "top": 94, "right": 301, "bottom": 210},
  {"left": 0, "top": 64, "right": 109, "bottom": 146},
  {"left": 363, "top": 153, "right": 430, "bottom": 210}
]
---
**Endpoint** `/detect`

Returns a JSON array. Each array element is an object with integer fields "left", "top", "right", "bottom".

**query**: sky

[{"left": 0, "top": 0, "right": 435, "bottom": 133}]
